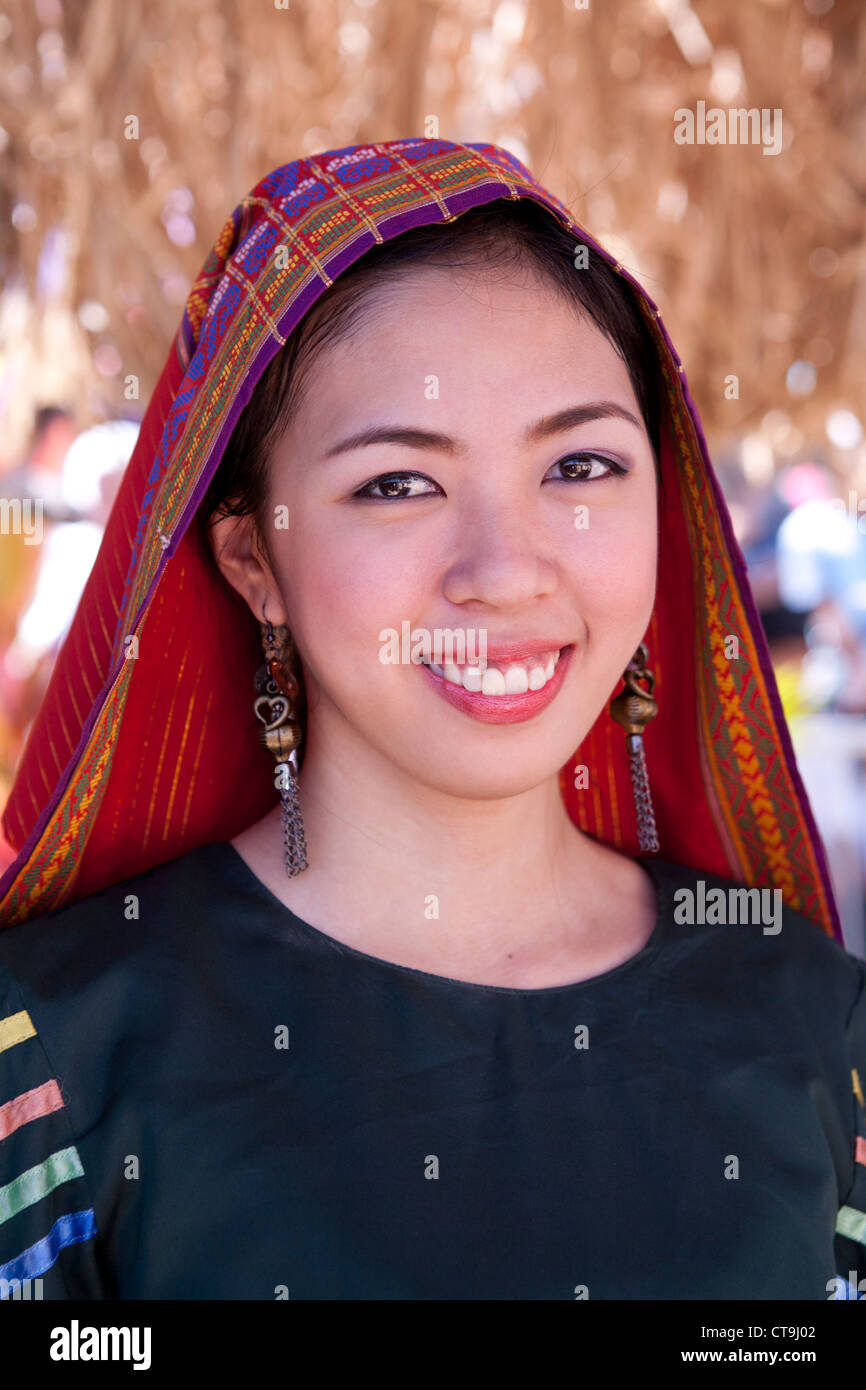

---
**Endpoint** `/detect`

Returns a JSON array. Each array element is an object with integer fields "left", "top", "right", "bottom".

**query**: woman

[{"left": 0, "top": 139, "right": 863, "bottom": 1301}]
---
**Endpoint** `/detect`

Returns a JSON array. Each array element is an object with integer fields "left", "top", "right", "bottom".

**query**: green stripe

[
  {"left": 835, "top": 1205, "right": 866, "bottom": 1246},
  {"left": 0, "top": 1146, "right": 84, "bottom": 1225}
]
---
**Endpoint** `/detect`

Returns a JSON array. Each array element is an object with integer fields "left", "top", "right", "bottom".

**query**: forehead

[{"left": 289, "top": 265, "right": 639, "bottom": 442}]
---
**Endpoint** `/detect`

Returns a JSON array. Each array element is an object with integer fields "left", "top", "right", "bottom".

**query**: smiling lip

[
  {"left": 419, "top": 644, "right": 575, "bottom": 725},
  {"left": 470, "top": 638, "right": 570, "bottom": 664}
]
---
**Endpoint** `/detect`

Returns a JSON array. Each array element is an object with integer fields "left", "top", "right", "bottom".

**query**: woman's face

[{"left": 239, "top": 264, "right": 658, "bottom": 800}]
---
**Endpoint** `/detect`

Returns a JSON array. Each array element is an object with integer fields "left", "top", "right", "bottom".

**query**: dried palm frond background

[
  {"left": 1, "top": 0, "right": 865, "bottom": 907},
  {"left": 1, "top": 0, "right": 863, "bottom": 455}
]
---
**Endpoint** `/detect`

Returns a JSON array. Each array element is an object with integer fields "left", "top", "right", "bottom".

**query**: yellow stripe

[
  {"left": 854, "top": 1068, "right": 864, "bottom": 1109},
  {"left": 0, "top": 1010, "right": 36, "bottom": 1054}
]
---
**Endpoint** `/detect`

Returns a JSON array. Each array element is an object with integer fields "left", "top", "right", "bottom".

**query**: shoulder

[
  {"left": 0, "top": 841, "right": 246, "bottom": 1118},
  {"left": 0, "top": 840, "right": 235, "bottom": 1001},
  {"left": 648, "top": 857, "right": 865, "bottom": 1030}
]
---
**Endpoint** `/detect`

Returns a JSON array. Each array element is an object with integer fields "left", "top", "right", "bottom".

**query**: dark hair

[{"left": 197, "top": 197, "right": 665, "bottom": 559}]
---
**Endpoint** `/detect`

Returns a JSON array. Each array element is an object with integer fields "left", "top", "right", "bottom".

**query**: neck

[{"left": 232, "top": 708, "right": 654, "bottom": 986}]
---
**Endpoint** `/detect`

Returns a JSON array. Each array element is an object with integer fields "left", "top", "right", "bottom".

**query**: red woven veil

[{"left": 0, "top": 139, "right": 841, "bottom": 938}]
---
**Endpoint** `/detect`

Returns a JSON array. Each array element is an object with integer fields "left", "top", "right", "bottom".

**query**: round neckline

[{"left": 219, "top": 841, "right": 671, "bottom": 996}]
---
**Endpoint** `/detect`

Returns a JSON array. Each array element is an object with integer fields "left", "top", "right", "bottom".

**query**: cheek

[
  {"left": 275, "top": 538, "right": 421, "bottom": 670},
  {"left": 565, "top": 497, "right": 658, "bottom": 618}
]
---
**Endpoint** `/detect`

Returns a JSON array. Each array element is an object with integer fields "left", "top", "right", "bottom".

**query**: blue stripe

[{"left": 0, "top": 1208, "right": 97, "bottom": 1291}]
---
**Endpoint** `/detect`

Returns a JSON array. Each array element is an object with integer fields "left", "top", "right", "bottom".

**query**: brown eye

[
  {"left": 548, "top": 453, "right": 626, "bottom": 482},
  {"left": 354, "top": 472, "right": 442, "bottom": 500}
]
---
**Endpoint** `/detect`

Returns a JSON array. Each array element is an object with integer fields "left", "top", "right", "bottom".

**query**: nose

[{"left": 441, "top": 496, "right": 558, "bottom": 611}]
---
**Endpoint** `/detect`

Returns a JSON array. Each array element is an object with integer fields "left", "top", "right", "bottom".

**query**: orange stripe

[
  {"left": 0, "top": 1079, "right": 64, "bottom": 1141},
  {"left": 590, "top": 767, "right": 604, "bottom": 840},
  {"left": 181, "top": 686, "right": 215, "bottom": 838},
  {"left": 35, "top": 755, "right": 52, "bottom": 799},
  {"left": 67, "top": 680, "right": 83, "bottom": 729},
  {"left": 44, "top": 727, "right": 62, "bottom": 780},
  {"left": 26, "top": 779, "right": 41, "bottom": 825},
  {"left": 54, "top": 701, "right": 73, "bottom": 761},
  {"left": 94, "top": 601, "right": 113, "bottom": 653},
  {"left": 142, "top": 641, "right": 190, "bottom": 851},
  {"left": 604, "top": 720, "right": 622, "bottom": 849},
  {"left": 82, "top": 606, "right": 104, "bottom": 691},
  {"left": 163, "top": 656, "right": 205, "bottom": 840}
]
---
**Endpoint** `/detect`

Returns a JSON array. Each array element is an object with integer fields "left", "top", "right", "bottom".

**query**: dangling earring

[
  {"left": 254, "top": 605, "right": 309, "bottom": 877},
  {"left": 609, "top": 641, "right": 660, "bottom": 854}
]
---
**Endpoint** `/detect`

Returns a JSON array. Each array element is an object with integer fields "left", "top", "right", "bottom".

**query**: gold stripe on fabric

[
  {"left": 163, "top": 655, "right": 205, "bottom": 841},
  {"left": 77, "top": 661, "right": 95, "bottom": 708},
  {"left": 650, "top": 607, "right": 663, "bottom": 691},
  {"left": 604, "top": 720, "right": 622, "bottom": 848},
  {"left": 44, "top": 728, "right": 62, "bottom": 782},
  {"left": 180, "top": 685, "right": 215, "bottom": 840},
  {"left": 125, "top": 599, "right": 164, "bottom": 830},
  {"left": 0, "top": 1009, "right": 36, "bottom": 1054},
  {"left": 10, "top": 799, "right": 27, "bottom": 841},
  {"left": 120, "top": 500, "right": 134, "bottom": 556},
  {"left": 591, "top": 768, "right": 604, "bottom": 841},
  {"left": 141, "top": 639, "right": 190, "bottom": 852},
  {"left": 109, "top": 536, "right": 126, "bottom": 597},
  {"left": 67, "top": 681, "right": 83, "bottom": 730},
  {"left": 54, "top": 702, "right": 72, "bottom": 758},
  {"left": 82, "top": 607, "right": 103, "bottom": 690},
  {"left": 94, "top": 601, "right": 113, "bottom": 654},
  {"left": 25, "top": 780, "right": 41, "bottom": 826},
  {"left": 35, "top": 755, "right": 52, "bottom": 800}
]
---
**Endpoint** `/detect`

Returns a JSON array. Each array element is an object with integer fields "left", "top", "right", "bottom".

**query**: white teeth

[
  {"left": 482, "top": 668, "right": 506, "bottom": 695},
  {"left": 423, "top": 648, "right": 564, "bottom": 696},
  {"left": 504, "top": 666, "right": 529, "bottom": 695}
]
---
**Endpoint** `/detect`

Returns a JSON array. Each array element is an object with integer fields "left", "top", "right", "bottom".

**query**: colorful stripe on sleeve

[{"left": 0, "top": 1004, "right": 98, "bottom": 1297}]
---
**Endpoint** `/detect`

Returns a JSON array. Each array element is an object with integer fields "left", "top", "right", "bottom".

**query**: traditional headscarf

[{"left": 0, "top": 139, "right": 841, "bottom": 940}]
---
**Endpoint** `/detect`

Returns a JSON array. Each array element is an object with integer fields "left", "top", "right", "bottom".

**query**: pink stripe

[
  {"left": 0, "top": 1079, "right": 64, "bottom": 1141},
  {"left": 856, "top": 1136, "right": 866, "bottom": 1167}
]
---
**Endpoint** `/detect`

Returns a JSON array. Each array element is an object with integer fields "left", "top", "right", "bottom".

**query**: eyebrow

[{"left": 322, "top": 400, "right": 644, "bottom": 459}]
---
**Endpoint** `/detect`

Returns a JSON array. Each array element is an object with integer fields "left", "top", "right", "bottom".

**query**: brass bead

[
  {"left": 260, "top": 722, "right": 301, "bottom": 758},
  {"left": 609, "top": 643, "right": 658, "bottom": 736},
  {"left": 609, "top": 685, "right": 658, "bottom": 736}
]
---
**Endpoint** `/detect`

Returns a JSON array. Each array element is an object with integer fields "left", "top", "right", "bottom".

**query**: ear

[{"left": 206, "top": 510, "right": 289, "bottom": 627}]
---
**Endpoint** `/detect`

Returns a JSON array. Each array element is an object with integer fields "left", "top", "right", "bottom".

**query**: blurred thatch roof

[{"left": 1, "top": 0, "right": 864, "bottom": 466}]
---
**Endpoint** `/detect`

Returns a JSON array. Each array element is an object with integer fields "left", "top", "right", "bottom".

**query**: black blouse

[{"left": 0, "top": 842, "right": 864, "bottom": 1300}]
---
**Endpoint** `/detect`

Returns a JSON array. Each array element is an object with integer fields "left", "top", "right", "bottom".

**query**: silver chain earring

[
  {"left": 254, "top": 605, "right": 309, "bottom": 876},
  {"left": 609, "top": 641, "right": 660, "bottom": 854}
]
